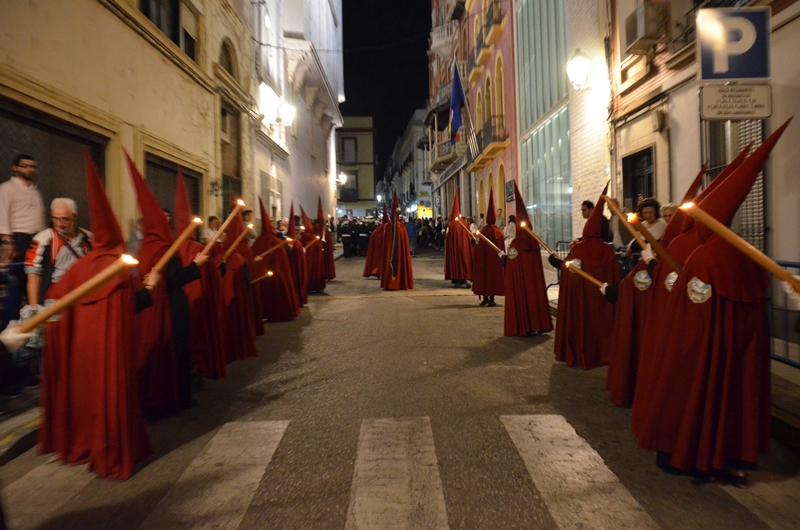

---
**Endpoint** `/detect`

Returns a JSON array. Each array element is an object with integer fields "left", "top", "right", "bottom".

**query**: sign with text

[
  {"left": 505, "top": 180, "right": 515, "bottom": 204},
  {"left": 700, "top": 84, "right": 772, "bottom": 120},
  {"left": 697, "top": 7, "right": 770, "bottom": 81}
]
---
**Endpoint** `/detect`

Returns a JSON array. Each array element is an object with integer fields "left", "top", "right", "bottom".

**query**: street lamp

[
  {"left": 376, "top": 194, "right": 382, "bottom": 202},
  {"left": 566, "top": 48, "right": 592, "bottom": 91},
  {"left": 338, "top": 172, "right": 348, "bottom": 185}
]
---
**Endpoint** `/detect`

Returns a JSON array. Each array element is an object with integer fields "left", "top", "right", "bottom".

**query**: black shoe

[
  {"left": 480, "top": 298, "right": 489, "bottom": 306},
  {"left": 487, "top": 301, "right": 497, "bottom": 307}
]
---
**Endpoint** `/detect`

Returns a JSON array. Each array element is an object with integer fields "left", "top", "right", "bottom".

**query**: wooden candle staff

[
  {"left": 152, "top": 217, "right": 202, "bottom": 273},
  {"left": 251, "top": 270, "right": 274, "bottom": 284},
  {"left": 518, "top": 221, "right": 555, "bottom": 255},
  {"left": 681, "top": 202, "right": 800, "bottom": 294},
  {"left": 304, "top": 235, "right": 321, "bottom": 250},
  {"left": 601, "top": 195, "right": 647, "bottom": 250},
  {"left": 565, "top": 260, "right": 604, "bottom": 288},
  {"left": 473, "top": 230, "right": 503, "bottom": 254},
  {"left": 257, "top": 237, "right": 294, "bottom": 259},
  {"left": 18, "top": 255, "right": 138, "bottom": 334},
  {"left": 220, "top": 223, "right": 253, "bottom": 263},
  {"left": 200, "top": 199, "right": 246, "bottom": 257}
]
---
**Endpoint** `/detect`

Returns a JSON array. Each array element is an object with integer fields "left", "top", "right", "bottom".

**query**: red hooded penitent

[
  {"left": 444, "top": 192, "right": 473, "bottom": 281},
  {"left": 380, "top": 191, "right": 414, "bottom": 290},
  {"left": 317, "top": 197, "right": 336, "bottom": 281},
  {"left": 300, "top": 206, "right": 326, "bottom": 293},
  {"left": 286, "top": 203, "right": 308, "bottom": 306},
  {"left": 553, "top": 182, "right": 619, "bottom": 368},
  {"left": 363, "top": 204, "right": 388, "bottom": 278},
  {"left": 472, "top": 188, "right": 505, "bottom": 297},
  {"left": 40, "top": 150, "right": 151, "bottom": 479},
  {"left": 503, "top": 181, "right": 552, "bottom": 336}
]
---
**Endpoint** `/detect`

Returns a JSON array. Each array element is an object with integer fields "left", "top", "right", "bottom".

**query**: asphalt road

[{"left": 1, "top": 250, "right": 798, "bottom": 529}]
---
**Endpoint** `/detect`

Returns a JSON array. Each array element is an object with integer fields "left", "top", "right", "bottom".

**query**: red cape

[
  {"left": 287, "top": 240, "right": 308, "bottom": 306},
  {"left": 252, "top": 237, "right": 301, "bottom": 323},
  {"left": 363, "top": 224, "right": 385, "bottom": 277},
  {"left": 504, "top": 230, "right": 552, "bottom": 336},
  {"left": 299, "top": 231, "right": 326, "bottom": 292},
  {"left": 214, "top": 249, "right": 257, "bottom": 362},
  {"left": 605, "top": 259, "right": 653, "bottom": 407},
  {"left": 444, "top": 220, "right": 473, "bottom": 281},
  {"left": 472, "top": 224, "right": 505, "bottom": 296},
  {"left": 554, "top": 239, "right": 619, "bottom": 369},
  {"left": 636, "top": 234, "right": 771, "bottom": 471},
  {"left": 380, "top": 220, "right": 414, "bottom": 290},
  {"left": 177, "top": 240, "right": 227, "bottom": 380},
  {"left": 41, "top": 265, "right": 151, "bottom": 479},
  {"left": 322, "top": 225, "right": 336, "bottom": 280}
]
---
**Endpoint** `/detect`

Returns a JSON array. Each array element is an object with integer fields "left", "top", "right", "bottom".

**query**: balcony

[
  {"left": 427, "top": 82, "right": 452, "bottom": 112},
  {"left": 475, "top": 30, "right": 490, "bottom": 67},
  {"left": 447, "top": 0, "right": 466, "bottom": 21},
  {"left": 484, "top": 1, "right": 504, "bottom": 46},
  {"left": 339, "top": 188, "right": 359, "bottom": 202},
  {"left": 468, "top": 47, "right": 483, "bottom": 84},
  {"left": 430, "top": 22, "right": 458, "bottom": 58},
  {"left": 467, "top": 115, "right": 509, "bottom": 171},
  {"left": 430, "top": 139, "right": 458, "bottom": 172}
]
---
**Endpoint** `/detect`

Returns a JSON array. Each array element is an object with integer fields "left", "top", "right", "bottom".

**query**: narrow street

[{"left": 1, "top": 251, "right": 798, "bottom": 530}]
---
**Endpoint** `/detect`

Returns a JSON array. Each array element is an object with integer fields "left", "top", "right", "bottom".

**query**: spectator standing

[
  {"left": 0, "top": 154, "right": 47, "bottom": 295},
  {"left": 495, "top": 208, "right": 505, "bottom": 228},
  {"left": 201, "top": 216, "right": 221, "bottom": 244},
  {"left": 405, "top": 216, "right": 417, "bottom": 257}
]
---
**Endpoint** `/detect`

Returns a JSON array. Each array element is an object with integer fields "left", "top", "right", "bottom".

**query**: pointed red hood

[
  {"left": 485, "top": 187, "right": 497, "bottom": 225},
  {"left": 449, "top": 192, "right": 461, "bottom": 222},
  {"left": 300, "top": 206, "right": 315, "bottom": 232},
  {"left": 695, "top": 119, "right": 791, "bottom": 241},
  {"left": 512, "top": 181, "right": 530, "bottom": 226},
  {"left": 582, "top": 183, "right": 608, "bottom": 240},
  {"left": 84, "top": 149, "right": 124, "bottom": 255},
  {"left": 682, "top": 163, "right": 709, "bottom": 204},
  {"left": 287, "top": 203, "right": 297, "bottom": 238},
  {"left": 662, "top": 165, "right": 707, "bottom": 246},
  {"left": 173, "top": 167, "right": 194, "bottom": 239},
  {"left": 317, "top": 197, "right": 325, "bottom": 226},
  {"left": 223, "top": 204, "right": 244, "bottom": 252},
  {"left": 259, "top": 196, "right": 274, "bottom": 235},
  {"left": 125, "top": 150, "right": 174, "bottom": 246}
]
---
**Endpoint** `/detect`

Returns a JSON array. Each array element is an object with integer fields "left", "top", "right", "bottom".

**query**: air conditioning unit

[{"left": 625, "top": 0, "right": 668, "bottom": 56}]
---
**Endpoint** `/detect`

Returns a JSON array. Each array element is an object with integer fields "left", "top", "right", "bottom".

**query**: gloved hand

[
  {"left": 783, "top": 276, "right": 800, "bottom": 302},
  {"left": 0, "top": 322, "right": 34, "bottom": 353},
  {"left": 500, "top": 252, "right": 507, "bottom": 268},
  {"left": 599, "top": 282, "right": 608, "bottom": 295},
  {"left": 640, "top": 244, "right": 655, "bottom": 263},
  {"left": 548, "top": 254, "right": 563, "bottom": 270},
  {"left": 602, "top": 282, "right": 619, "bottom": 303}
]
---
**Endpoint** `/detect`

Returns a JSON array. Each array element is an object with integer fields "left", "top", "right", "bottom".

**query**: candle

[
  {"left": 518, "top": 221, "right": 555, "bottom": 255},
  {"left": 304, "top": 235, "right": 321, "bottom": 250},
  {"left": 200, "top": 199, "right": 245, "bottom": 257},
  {"left": 628, "top": 213, "right": 682, "bottom": 274},
  {"left": 602, "top": 194, "right": 647, "bottom": 250},
  {"left": 221, "top": 223, "right": 254, "bottom": 262},
  {"left": 565, "top": 260, "right": 605, "bottom": 288},
  {"left": 153, "top": 217, "right": 203, "bottom": 273},
  {"left": 19, "top": 255, "right": 138, "bottom": 333},
  {"left": 251, "top": 270, "right": 275, "bottom": 285},
  {"left": 473, "top": 230, "right": 503, "bottom": 254},
  {"left": 455, "top": 218, "right": 477, "bottom": 240},
  {"left": 257, "top": 238, "right": 293, "bottom": 258},
  {"left": 681, "top": 202, "right": 800, "bottom": 293}
]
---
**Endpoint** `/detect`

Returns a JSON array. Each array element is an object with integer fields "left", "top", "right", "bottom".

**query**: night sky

[{"left": 340, "top": 0, "right": 431, "bottom": 180}]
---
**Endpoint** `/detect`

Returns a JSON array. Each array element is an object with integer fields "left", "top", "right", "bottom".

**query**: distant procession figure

[
  {"left": 380, "top": 191, "right": 414, "bottom": 290},
  {"left": 471, "top": 188, "right": 504, "bottom": 307},
  {"left": 363, "top": 204, "right": 388, "bottom": 277},
  {"left": 443, "top": 192, "right": 472, "bottom": 288}
]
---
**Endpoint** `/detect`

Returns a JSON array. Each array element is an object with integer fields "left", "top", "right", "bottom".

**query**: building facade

[
  {"left": 0, "top": 0, "right": 342, "bottom": 237},
  {"left": 336, "top": 116, "right": 377, "bottom": 219},
  {"left": 387, "top": 109, "right": 430, "bottom": 220}
]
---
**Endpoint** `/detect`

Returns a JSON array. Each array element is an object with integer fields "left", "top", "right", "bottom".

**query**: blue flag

[{"left": 449, "top": 65, "right": 465, "bottom": 145}]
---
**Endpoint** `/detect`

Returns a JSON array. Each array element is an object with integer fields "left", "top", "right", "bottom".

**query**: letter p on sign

[{"left": 698, "top": 8, "right": 770, "bottom": 81}]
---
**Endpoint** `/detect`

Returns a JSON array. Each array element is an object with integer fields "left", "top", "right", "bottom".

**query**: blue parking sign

[{"left": 697, "top": 8, "right": 771, "bottom": 81}]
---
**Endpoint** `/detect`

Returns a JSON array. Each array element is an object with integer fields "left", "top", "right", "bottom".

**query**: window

[
  {"left": 140, "top": 0, "right": 198, "bottom": 62},
  {"left": 476, "top": 90, "right": 483, "bottom": 129},
  {"left": 495, "top": 57, "right": 504, "bottom": 117},
  {"left": 341, "top": 137, "right": 357, "bottom": 163},
  {"left": 145, "top": 154, "right": 201, "bottom": 215},
  {"left": 521, "top": 105, "right": 571, "bottom": 249},
  {"left": 220, "top": 41, "right": 236, "bottom": 80},
  {"left": 484, "top": 77, "right": 492, "bottom": 123}
]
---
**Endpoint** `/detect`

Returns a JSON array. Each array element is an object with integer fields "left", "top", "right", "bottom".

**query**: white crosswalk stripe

[
  {"left": 137, "top": 420, "right": 289, "bottom": 530},
  {"left": 345, "top": 417, "right": 449, "bottom": 530},
  {"left": 501, "top": 414, "right": 659, "bottom": 530},
  {"left": 3, "top": 460, "right": 94, "bottom": 530}
]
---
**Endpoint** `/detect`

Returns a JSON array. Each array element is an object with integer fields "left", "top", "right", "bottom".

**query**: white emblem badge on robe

[
  {"left": 687, "top": 277, "right": 712, "bottom": 303},
  {"left": 508, "top": 248, "right": 518, "bottom": 260},
  {"left": 634, "top": 270, "right": 652, "bottom": 291},
  {"left": 570, "top": 259, "right": 582, "bottom": 269},
  {"left": 665, "top": 271, "right": 678, "bottom": 292}
]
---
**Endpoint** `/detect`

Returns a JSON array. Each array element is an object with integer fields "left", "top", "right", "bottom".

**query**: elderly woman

[{"left": 660, "top": 202, "right": 678, "bottom": 225}]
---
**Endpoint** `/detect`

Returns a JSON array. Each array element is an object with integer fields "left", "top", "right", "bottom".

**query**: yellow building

[{"left": 336, "top": 117, "right": 377, "bottom": 218}]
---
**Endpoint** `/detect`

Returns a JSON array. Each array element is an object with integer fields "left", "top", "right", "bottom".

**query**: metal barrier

[{"left": 769, "top": 261, "right": 800, "bottom": 369}]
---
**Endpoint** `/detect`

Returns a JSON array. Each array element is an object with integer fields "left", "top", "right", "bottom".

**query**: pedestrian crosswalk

[{"left": 0, "top": 414, "right": 789, "bottom": 529}]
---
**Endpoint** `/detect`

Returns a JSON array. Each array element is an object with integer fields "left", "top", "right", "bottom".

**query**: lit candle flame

[
  {"left": 680, "top": 202, "right": 695, "bottom": 210},
  {"left": 627, "top": 213, "right": 638, "bottom": 223},
  {"left": 287, "top": 237, "right": 293, "bottom": 241},
  {"left": 267, "top": 271, "right": 274, "bottom": 276},
  {"left": 520, "top": 221, "right": 527, "bottom": 227},
  {"left": 121, "top": 254, "right": 139, "bottom": 266},
  {"left": 565, "top": 260, "right": 572, "bottom": 269},
  {"left": 247, "top": 223, "right": 254, "bottom": 229},
  {"left": 193, "top": 217, "right": 202, "bottom": 224},
  {"left": 237, "top": 199, "right": 245, "bottom": 206},
  {"left": 316, "top": 235, "right": 320, "bottom": 240}
]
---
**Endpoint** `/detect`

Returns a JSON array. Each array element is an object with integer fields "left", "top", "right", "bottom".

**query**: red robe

[
  {"left": 504, "top": 230, "right": 552, "bottom": 336},
  {"left": 444, "top": 220, "right": 473, "bottom": 281},
  {"left": 252, "top": 236, "right": 301, "bottom": 322},
  {"left": 320, "top": 225, "right": 336, "bottom": 280},
  {"left": 215, "top": 251, "right": 257, "bottom": 362},
  {"left": 41, "top": 258, "right": 151, "bottom": 479},
  {"left": 472, "top": 224, "right": 505, "bottom": 297},
  {"left": 363, "top": 224, "right": 386, "bottom": 278},
  {"left": 636, "top": 234, "right": 771, "bottom": 471},
  {"left": 177, "top": 241, "right": 227, "bottom": 380},
  {"left": 605, "top": 259, "right": 653, "bottom": 407},
  {"left": 554, "top": 238, "right": 619, "bottom": 369},
  {"left": 287, "top": 239, "right": 308, "bottom": 306},
  {"left": 300, "top": 232, "right": 326, "bottom": 293},
  {"left": 380, "top": 220, "right": 414, "bottom": 290}
]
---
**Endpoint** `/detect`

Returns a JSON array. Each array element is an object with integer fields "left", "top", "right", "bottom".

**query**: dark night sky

[{"left": 340, "top": 1, "right": 431, "bottom": 180}]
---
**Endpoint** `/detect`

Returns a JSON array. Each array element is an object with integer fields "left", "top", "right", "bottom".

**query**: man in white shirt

[
  {"left": 0, "top": 154, "right": 47, "bottom": 300},
  {"left": 201, "top": 215, "right": 221, "bottom": 244}
]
